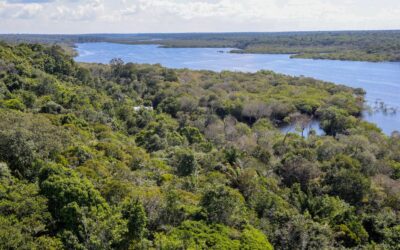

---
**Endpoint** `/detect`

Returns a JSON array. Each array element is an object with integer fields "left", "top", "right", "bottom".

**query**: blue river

[{"left": 75, "top": 42, "right": 400, "bottom": 135}]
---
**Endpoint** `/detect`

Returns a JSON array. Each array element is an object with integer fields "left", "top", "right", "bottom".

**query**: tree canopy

[{"left": 0, "top": 42, "right": 399, "bottom": 249}]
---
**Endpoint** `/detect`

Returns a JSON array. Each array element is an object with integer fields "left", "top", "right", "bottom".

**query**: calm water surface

[{"left": 76, "top": 42, "right": 400, "bottom": 135}]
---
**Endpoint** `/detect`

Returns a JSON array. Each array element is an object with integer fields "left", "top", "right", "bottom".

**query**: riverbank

[
  {"left": 2, "top": 31, "right": 400, "bottom": 63},
  {"left": 75, "top": 42, "right": 400, "bottom": 134}
]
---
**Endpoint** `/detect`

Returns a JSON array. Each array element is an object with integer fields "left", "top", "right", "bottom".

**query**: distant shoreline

[{"left": 2, "top": 30, "right": 400, "bottom": 62}]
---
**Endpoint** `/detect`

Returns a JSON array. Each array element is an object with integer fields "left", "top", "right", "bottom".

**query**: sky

[{"left": 0, "top": 0, "right": 399, "bottom": 34}]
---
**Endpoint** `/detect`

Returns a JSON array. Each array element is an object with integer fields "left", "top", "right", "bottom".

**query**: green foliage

[
  {"left": 307, "top": 195, "right": 352, "bottom": 225},
  {"left": 201, "top": 186, "right": 247, "bottom": 227},
  {"left": 278, "top": 153, "right": 320, "bottom": 189},
  {"left": 318, "top": 107, "right": 357, "bottom": 135},
  {"left": 155, "top": 221, "right": 273, "bottom": 250},
  {"left": 180, "top": 126, "right": 205, "bottom": 144},
  {"left": 0, "top": 172, "right": 53, "bottom": 249},
  {"left": 335, "top": 222, "right": 369, "bottom": 247},
  {"left": 40, "top": 101, "right": 64, "bottom": 114},
  {"left": 383, "top": 225, "right": 400, "bottom": 248},
  {"left": 3, "top": 98, "right": 26, "bottom": 110},
  {"left": 325, "top": 169, "right": 371, "bottom": 205},
  {"left": 0, "top": 42, "right": 398, "bottom": 249},
  {"left": 224, "top": 146, "right": 242, "bottom": 165},
  {"left": 39, "top": 164, "right": 128, "bottom": 249},
  {"left": 171, "top": 148, "right": 198, "bottom": 176},
  {"left": 121, "top": 198, "right": 147, "bottom": 241},
  {"left": 240, "top": 226, "right": 273, "bottom": 250},
  {"left": 39, "top": 164, "right": 108, "bottom": 218},
  {"left": 0, "top": 111, "right": 66, "bottom": 179},
  {"left": 155, "top": 220, "right": 240, "bottom": 250}
]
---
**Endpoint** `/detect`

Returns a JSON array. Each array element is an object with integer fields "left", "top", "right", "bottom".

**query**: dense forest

[
  {"left": 0, "top": 42, "right": 399, "bottom": 249},
  {"left": 1, "top": 30, "right": 400, "bottom": 62}
]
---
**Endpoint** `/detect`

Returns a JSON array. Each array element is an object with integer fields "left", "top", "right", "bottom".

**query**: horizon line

[{"left": 1, "top": 28, "right": 400, "bottom": 36}]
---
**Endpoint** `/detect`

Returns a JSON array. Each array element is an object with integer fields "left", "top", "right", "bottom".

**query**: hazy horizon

[
  {"left": 2, "top": 28, "right": 400, "bottom": 35},
  {"left": 1, "top": 0, "right": 399, "bottom": 34}
]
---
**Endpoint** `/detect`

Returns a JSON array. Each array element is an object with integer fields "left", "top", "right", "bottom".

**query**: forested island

[
  {"left": 1, "top": 30, "right": 400, "bottom": 62},
  {"left": 0, "top": 41, "right": 399, "bottom": 249}
]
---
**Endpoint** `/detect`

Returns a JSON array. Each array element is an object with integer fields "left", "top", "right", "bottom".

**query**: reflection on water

[
  {"left": 280, "top": 119, "right": 325, "bottom": 136},
  {"left": 369, "top": 100, "right": 398, "bottom": 115},
  {"left": 76, "top": 42, "right": 400, "bottom": 135}
]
